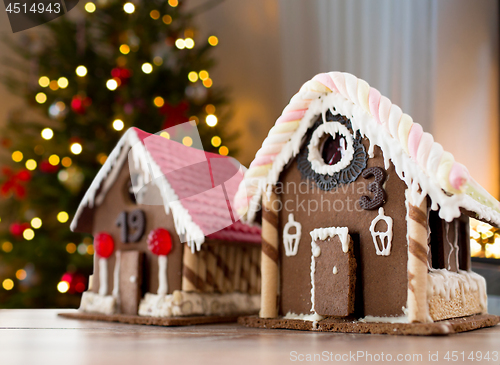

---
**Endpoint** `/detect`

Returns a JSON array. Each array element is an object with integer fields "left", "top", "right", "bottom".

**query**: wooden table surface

[{"left": 0, "top": 310, "right": 499, "bottom": 365}]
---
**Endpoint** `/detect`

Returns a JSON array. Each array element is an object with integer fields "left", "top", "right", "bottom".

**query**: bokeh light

[
  {"left": 76, "top": 65, "right": 88, "bottom": 77},
  {"left": 119, "top": 44, "right": 130, "bottom": 54},
  {"left": 31, "top": 217, "right": 42, "bottom": 229},
  {"left": 11, "top": 151, "right": 23, "bottom": 162},
  {"left": 41, "top": 128, "right": 53, "bottom": 140},
  {"left": 188, "top": 71, "right": 198, "bottom": 82},
  {"left": 70, "top": 143, "right": 82, "bottom": 155},
  {"left": 184, "top": 38, "right": 195, "bottom": 49},
  {"left": 36, "top": 92, "right": 47, "bottom": 104},
  {"left": 57, "top": 281, "right": 69, "bottom": 293},
  {"left": 112, "top": 119, "right": 124, "bottom": 131},
  {"left": 57, "top": 211, "right": 69, "bottom": 223},
  {"left": 25, "top": 159, "right": 37, "bottom": 171},
  {"left": 2, "top": 241, "right": 13, "bottom": 253},
  {"left": 142, "top": 63, "right": 153, "bottom": 74},
  {"left": 182, "top": 136, "right": 193, "bottom": 147},
  {"left": 61, "top": 157, "right": 72, "bottom": 167},
  {"left": 123, "top": 2, "right": 135, "bottom": 14},
  {"left": 211, "top": 136, "right": 221, "bottom": 147},
  {"left": 16, "top": 269, "right": 27, "bottom": 281},
  {"left": 208, "top": 36, "right": 218, "bottom": 46},
  {"left": 206, "top": 114, "right": 218, "bottom": 127},
  {"left": 66, "top": 243, "right": 76, "bottom": 254},
  {"left": 84, "top": 2, "right": 96, "bottom": 13},
  {"left": 48, "top": 154, "right": 60, "bottom": 166},
  {"left": 23, "top": 228, "right": 35, "bottom": 240},
  {"left": 38, "top": 76, "right": 50, "bottom": 87},
  {"left": 150, "top": 10, "right": 160, "bottom": 19},
  {"left": 2, "top": 279, "right": 14, "bottom": 291},
  {"left": 162, "top": 15, "right": 172, "bottom": 24},
  {"left": 57, "top": 77, "right": 69, "bottom": 89},
  {"left": 219, "top": 146, "right": 229, "bottom": 156},
  {"left": 153, "top": 96, "right": 164, "bottom": 107},
  {"left": 168, "top": 0, "right": 178, "bottom": 7},
  {"left": 106, "top": 79, "right": 118, "bottom": 90}
]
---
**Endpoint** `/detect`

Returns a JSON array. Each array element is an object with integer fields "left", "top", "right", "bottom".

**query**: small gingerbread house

[
  {"left": 235, "top": 72, "right": 500, "bottom": 334},
  {"left": 69, "top": 127, "right": 262, "bottom": 325}
]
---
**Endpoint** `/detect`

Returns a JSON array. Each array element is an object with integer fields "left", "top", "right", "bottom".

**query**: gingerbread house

[
  {"left": 66, "top": 127, "right": 262, "bottom": 326},
  {"left": 235, "top": 72, "right": 500, "bottom": 335}
]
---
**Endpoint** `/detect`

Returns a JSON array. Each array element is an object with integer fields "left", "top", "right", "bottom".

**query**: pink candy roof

[
  {"left": 71, "top": 127, "right": 260, "bottom": 247},
  {"left": 235, "top": 71, "right": 500, "bottom": 226}
]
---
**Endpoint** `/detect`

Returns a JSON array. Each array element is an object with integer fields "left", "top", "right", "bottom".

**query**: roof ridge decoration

[{"left": 235, "top": 71, "right": 500, "bottom": 226}]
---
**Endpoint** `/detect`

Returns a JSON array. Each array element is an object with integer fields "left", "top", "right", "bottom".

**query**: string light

[
  {"left": 205, "top": 104, "right": 216, "bottom": 114},
  {"left": 203, "top": 78, "right": 213, "bottom": 88},
  {"left": 38, "top": 76, "right": 50, "bottom": 87},
  {"left": 119, "top": 44, "right": 130, "bottom": 54},
  {"left": 61, "top": 157, "right": 72, "bottom": 167},
  {"left": 57, "top": 77, "right": 69, "bottom": 89},
  {"left": 106, "top": 79, "right": 118, "bottom": 90},
  {"left": 160, "top": 132, "right": 170, "bottom": 139},
  {"left": 41, "top": 128, "right": 53, "bottom": 140},
  {"left": 49, "top": 80, "right": 59, "bottom": 90},
  {"left": 112, "top": 119, "right": 124, "bottom": 131},
  {"left": 208, "top": 36, "right": 218, "bottom": 46},
  {"left": 168, "top": 0, "right": 178, "bottom": 7},
  {"left": 153, "top": 56, "right": 163, "bottom": 66},
  {"left": 188, "top": 71, "right": 198, "bottom": 82},
  {"left": 11, "top": 151, "right": 23, "bottom": 162},
  {"left": 123, "top": 2, "right": 135, "bottom": 14},
  {"left": 70, "top": 143, "right": 82, "bottom": 155},
  {"left": 219, "top": 146, "right": 229, "bottom": 156},
  {"left": 66, "top": 243, "right": 76, "bottom": 254},
  {"left": 2, "top": 241, "right": 13, "bottom": 253},
  {"left": 141, "top": 63, "right": 153, "bottom": 74},
  {"left": 84, "top": 2, "right": 96, "bottom": 13},
  {"left": 206, "top": 114, "right": 218, "bottom": 127},
  {"left": 57, "top": 211, "right": 69, "bottom": 223},
  {"left": 57, "top": 281, "right": 69, "bottom": 293},
  {"left": 87, "top": 244, "right": 94, "bottom": 255},
  {"left": 25, "top": 159, "right": 37, "bottom": 171},
  {"left": 184, "top": 38, "right": 195, "bottom": 49},
  {"left": 182, "top": 136, "right": 193, "bottom": 147},
  {"left": 31, "top": 217, "right": 42, "bottom": 229},
  {"left": 175, "top": 39, "right": 186, "bottom": 49},
  {"left": 153, "top": 96, "right": 164, "bottom": 107},
  {"left": 97, "top": 153, "right": 107, "bottom": 165},
  {"left": 162, "top": 15, "right": 172, "bottom": 24},
  {"left": 48, "top": 154, "right": 60, "bottom": 166},
  {"left": 198, "top": 70, "right": 209, "bottom": 80},
  {"left": 36, "top": 92, "right": 47, "bottom": 104},
  {"left": 23, "top": 228, "right": 35, "bottom": 240},
  {"left": 76, "top": 65, "right": 87, "bottom": 77},
  {"left": 2, "top": 279, "right": 14, "bottom": 291},
  {"left": 211, "top": 136, "right": 221, "bottom": 147},
  {"left": 16, "top": 269, "right": 27, "bottom": 280},
  {"left": 150, "top": 10, "right": 160, "bottom": 19}
]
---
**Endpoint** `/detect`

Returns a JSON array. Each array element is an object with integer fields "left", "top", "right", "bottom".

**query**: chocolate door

[
  {"left": 311, "top": 231, "right": 356, "bottom": 317},
  {"left": 118, "top": 250, "right": 143, "bottom": 315}
]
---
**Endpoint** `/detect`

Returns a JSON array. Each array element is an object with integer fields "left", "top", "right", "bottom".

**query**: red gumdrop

[
  {"left": 94, "top": 232, "right": 115, "bottom": 258},
  {"left": 147, "top": 228, "right": 172, "bottom": 256}
]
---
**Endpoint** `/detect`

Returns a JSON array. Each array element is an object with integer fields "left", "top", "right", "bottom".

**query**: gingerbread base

[
  {"left": 238, "top": 314, "right": 500, "bottom": 335},
  {"left": 59, "top": 311, "right": 240, "bottom": 326}
]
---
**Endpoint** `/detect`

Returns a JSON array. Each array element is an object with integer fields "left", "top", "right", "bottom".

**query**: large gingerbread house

[
  {"left": 65, "top": 127, "right": 262, "bottom": 326},
  {"left": 235, "top": 71, "right": 500, "bottom": 335}
]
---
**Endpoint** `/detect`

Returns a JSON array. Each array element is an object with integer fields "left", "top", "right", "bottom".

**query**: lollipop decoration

[
  {"left": 148, "top": 228, "right": 173, "bottom": 295},
  {"left": 94, "top": 232, "right": 115, "bottom": 296}
]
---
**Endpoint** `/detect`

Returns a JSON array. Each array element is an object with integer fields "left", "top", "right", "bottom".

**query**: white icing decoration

[
  {"left": 243, "top": 91, "right": 500, "bottom": 229},
  {"left": 71, "top": 129, "right": 206, "bottom": 252},
  {"left": 138, "top": 291, "right": 260, "bottom": 317},
  {"left": 129, "top": 275, "right": 137, "bottom": 283},
  {"left": 309, "top": 227, "right": 349, "bottom": 313},
  {"left": 283, "top": 213, "right": 301, "bottom": 257},
  {"left": 307, "top": 122, "right": 354, "bottom": 175},
  {"left": 359, "top": 315, "right": 409, "bottom": 324},
  {"left": 369, "top": 207, "right": 394, "bottom": 256},
  {"left": 79, "top": 292, "right": 117, "bottom": 315},
  {"left": 284, "top": 312, "right": 324, "bottom": 330},
  {"left": 310, "top": 227, "right": 349, "bottom": 253},
  {"left": 112, "top": 250, "right": 121, "bottom": 299},
  {"left": 427, "top": 269, "right": 488, "bottom": 314},
  {"left": 444, "top": 221, "right": 460, "bottom": 270},
  {"left": 98, "top": 258, "right": 108, "bottom": 296},
  {"left": 157, "top": 255, "right": 168, "bottom": 295},
  {"left": 332, "top": 266, "right": 338, "bottom": 275}
]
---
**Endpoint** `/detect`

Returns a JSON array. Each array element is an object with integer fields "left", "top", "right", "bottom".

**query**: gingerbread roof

[
  {"left": 235, "top": 71, "right": 500, "bottom": 226},
  {"left": 71, "top": 127, "right": 261, "bottom": 251}
]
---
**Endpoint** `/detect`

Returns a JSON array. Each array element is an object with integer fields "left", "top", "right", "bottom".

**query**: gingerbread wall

[
  {"left": 278, "top": 142, "right": 409, "bottom": 318},
  {"left": 90, "top": 162, "right": 184, "bottom": 299}
]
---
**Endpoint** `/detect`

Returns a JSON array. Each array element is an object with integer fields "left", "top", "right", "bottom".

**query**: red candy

[
  {"left": 94, "top": 232, "right": 115, "bottom": 258},
  {"left": 147, "top": 228, "right": 172, "bottom": 256}
]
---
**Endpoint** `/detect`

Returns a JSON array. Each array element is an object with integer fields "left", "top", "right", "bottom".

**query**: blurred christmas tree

[{"left": 0, "top": 0, "right": 234, "bottom": 308}]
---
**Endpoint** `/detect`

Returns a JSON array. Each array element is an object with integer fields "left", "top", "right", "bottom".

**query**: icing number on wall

[
  {"left": 359, "top": 167, "right": 387, "bottom": 210},
  {"left": 115, "top": 209, "right": 146, "bottom": 243},
  {"left": 369, "top": 207, "right": 393, "bottom": 256},
  {"left": 283, "top": 213, "right": 301, "bottom": 256}
]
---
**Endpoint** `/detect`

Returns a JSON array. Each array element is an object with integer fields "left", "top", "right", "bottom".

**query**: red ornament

[
  {"left": 94, "top": 232, "right": 115, "bottom": 258},
  {"left": 71, "top": 95, "right": 92, "bottom": 115},
  {"left": 1, "top": 167, "right": 31, "bottom": 199},
  {"left": 147, "top": 228, "right": 172, "bottom": 256},
  {"left": 39, "top": 160, "right": 59, "bottom": 174},
  {"left": 160, "top": 100, "right": 190, "bottom": 129},
  {"left": 9, "top": 222, "right": 30, "bottom": 237}
]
